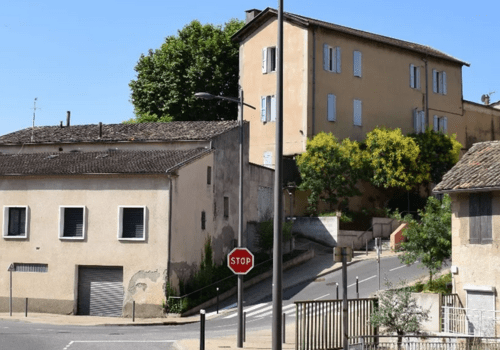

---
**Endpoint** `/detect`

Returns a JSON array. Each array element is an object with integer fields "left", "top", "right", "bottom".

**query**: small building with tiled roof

[
  {"left": 434, "top": 141, "right": 500, "bottom": 330},
  {"left": 0, "top": 121, "right": 274, "bottom": 318}
]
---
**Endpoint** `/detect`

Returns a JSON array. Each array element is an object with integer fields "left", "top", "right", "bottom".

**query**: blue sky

[{"left": 1, "top": 0, "right": 498, "bottom": 136}]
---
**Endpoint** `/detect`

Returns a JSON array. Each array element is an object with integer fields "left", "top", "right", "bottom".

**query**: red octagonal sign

[{"left": 227, "top": 248, "right": 254, "bottom": 275}]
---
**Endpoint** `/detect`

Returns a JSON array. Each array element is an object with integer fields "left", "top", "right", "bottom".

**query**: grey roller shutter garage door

[{"left": 78, "top": 266, "right": 123, "bottom": 317}]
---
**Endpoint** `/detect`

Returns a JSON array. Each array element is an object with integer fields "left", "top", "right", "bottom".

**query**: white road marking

[
  {"left": 390, "top": 265, "right": 406, "bottom": 271},
  {"left": 347, "top": 275, "right": 376, "bottom": 287},
  {"left": 314, "top": 294, "right": 330, "bottom": 300},
  {"left": 65, "top": 340, "right": 176, "bottom": 348},
  {"left": 224, "top": 302, "right": 267, "bottom": 319},
  {"left": 255, "top": 304, "right": 296, "bottom": 318}
]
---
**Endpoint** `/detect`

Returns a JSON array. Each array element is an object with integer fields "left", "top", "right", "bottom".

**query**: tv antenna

[{"left": 31, "top": 98, "right": 40, "bottom": 142}]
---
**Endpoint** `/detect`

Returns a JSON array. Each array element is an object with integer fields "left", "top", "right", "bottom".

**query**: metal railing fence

[
  {"left": 350, "top": 335, "right": 500, "bottom": 350},
  {"left": 442, "top": 306, "right": 500, "bottom": 337}
]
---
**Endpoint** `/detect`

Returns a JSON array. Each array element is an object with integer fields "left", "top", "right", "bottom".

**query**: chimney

[
  {"left": 66, "top": 111, "right": 71, "bottom": 127},
  {"left": 99, "top": 122, "right": 103, "bottom": 139},
  {"left": 245, "top": 9, "right": 261, "bottom": 24}
]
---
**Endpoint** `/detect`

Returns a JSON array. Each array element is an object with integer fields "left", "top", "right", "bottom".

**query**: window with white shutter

[
  {"left": 261, "top": 96, "right": 267, "bottom": 122},
  {"left": 323, "top": 44, "right": 341, "bottom": 73},
  {"left": 433, "top": 69, "right": 447, "bottom": 94},
  {"left": 3, "top": 206, "right": 28, "bottom": 239},
  {"left": 270, "top": 96, "right": 276, "bottom": 122},
  {"left": 336, "top": 47, "right": 341, "bottom": 73},
  {"left": 413, "top": 109, "right": 425, "bottom": 133},
  {"left": 59, "top": 206, "right": 86, "bottom": 240},
  {"left": 261, "top": 95, "right": 276, "bottom": 123},
  {"left": 410, "top": 64, "right": 420, "bottom": 89},
  {"left": 433, "top": 115, "right": 448, "bottom": 133},
  {"left": 353, "top": 51, "right": 362, "bottom": 77},
  {"left": 118, "top": 206, "right": 146, "bottom": 241},
  {"left": 327, "top": 94, "right": 336, "bottom": 122},
  {"left": 262, "top": 47, "right": 276, "bottom": 74},
  {"left": 353, "top": 99, "right": 362, "bottom": 126}
]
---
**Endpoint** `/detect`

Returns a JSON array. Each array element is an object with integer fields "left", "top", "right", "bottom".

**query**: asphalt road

[{"left": 0, "top": 255, "right": 439, "bottom": 350}]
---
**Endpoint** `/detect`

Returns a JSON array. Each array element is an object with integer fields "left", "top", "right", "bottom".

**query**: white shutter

[
  {"left": 443, "top": 117, "right": 448, "bottom": 133},
  {"left": 434, "top": 115, "right": 439, "bottom": 132},
  {"left": 416, "top": 67, "right": 421, "bottom": 89},
  {"left": 262, "top": 48, "right": 268, "bottom": 74},
  {"left": 439, "top": 71, "right": 444, "bottom": 94},
  {"left": 336, "top": 47, "right": 342, "bottom": 73},
  {"left": 261, "top": 96, "right": 267, "bottom": 122},
  {"left": 353, "top": 99, "right": 362, "bottom": 126},
  {"left": 442, "top": 71, "right": 447, "bottom": 95},
  {"left": 327, "top": 94, "right": 336, "bottom": 122},
  {"left": 420, "top": 111, "right": 425, "bottom": 133},
  {"left": 413, "top": 109, "right": 418, "bottom": 132},
  {"left": 353, "top": 51, "right": 362, "bottom": 77},
  {"left": 410, "top": 64, "right": 415, "bottom": 88},
  {"left": 323, "top": 44, "right": 329, "bottom": 71},
  {"left": 433, "top": 69, "right": 438, "bottom": 93},
  {"left": 270, "top": 95, "right": 276, "bottom": 122},
  {"left": 263, "top": 151, "right": 273, "bottom": 167}
]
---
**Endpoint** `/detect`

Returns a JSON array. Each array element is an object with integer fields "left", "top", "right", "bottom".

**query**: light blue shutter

[
  {"left": 262, "top": 48, "right": 268, "bottom": 74},
  {"left": 353, "top": 51, "right": 362, "bottom": 77},
  {"left": 410, "top": 64, "right": 415, "bottom": 88},
  {"left": 261, "top": 96, "right": 267, "bottom": 122},
  {"left": 433, "top": 69, "right": 438, "bottom": 93},
  {"left": 438, "top": 71, "right": 444, "bottom": 94},
  {"left": 413, "top": 109, "right": 419, "bottom": 132},
  {"left": 270, "top": 95, "right": 276, "bottom": 122},
  {"left": 434, "top": 115, "right": 439, "bottom": 132},
  {"left": 443, "top": 117, "right": 448, "bottom": 133},
  {"left": 336, "top": 47, "right": 341, "bottom": 73},
  {"left": 420, "top": 111, "right": 425, "bottom": 133},
  {"left": 416, "top": 67, "right": 421, "bottom": 89},
  {"left": 327, "top": 94, "right": 336, "bottom": 121},
  {"left": 323, "top": 44, "right": 329, "bottom": 71},
  {"left": 442, "top": 71, "right": 447, "bottom": 95},
  {"left": 353, "top": 99, "right": 362, "bottom": 126}
]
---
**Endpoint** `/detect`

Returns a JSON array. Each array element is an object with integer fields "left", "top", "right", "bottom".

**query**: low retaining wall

[{"left": 293, "top": 217, "right": 339, "bottom": 247}]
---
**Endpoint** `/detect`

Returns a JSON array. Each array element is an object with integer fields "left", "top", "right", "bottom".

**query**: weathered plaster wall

[{"left": 462, "top": 101, "right": 500, "bottom": 149}]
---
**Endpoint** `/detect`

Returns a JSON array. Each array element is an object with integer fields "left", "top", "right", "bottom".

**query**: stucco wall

[
  {"left": 0, "top": 174, "right": 171, "bottom": 316},
  {"left": 450, "top": 191, "right": 500, "bottom": 311},
  {"left": 462, "top": 101, "right": 500, "bottom": 149},
  {"left": 293, "top": 216, "right": 339, "bottom": 247}
]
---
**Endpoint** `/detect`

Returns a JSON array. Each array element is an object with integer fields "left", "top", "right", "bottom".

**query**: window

[
  {"left": 327, "top": 94, "right": 336, "bottom": 122},
  {"left": 3, "top": 206, "right": 28, "bottom": 238},
  {"left": 353, "top": 51, "right": 362, "bottom": 77},
  {"left": 118, "top": 206, "right": 146, "bottom": 240},
  {"left": 262, "top": 47, "right": 276, "bottom": 74},
  {"left": 59, "top": 206, "right": 85, "bottom": 239},
  {"left": 260, "top": 95, "right": 276, "bottom": 123},
  {"left": 201, "top": 211, "right": 206, "bottom": 230},
  {"left": 323, "top": 44, "right": 341, "bottom": 73},
  {"left": 263, "top": 151, "right": 273, "bottom": 168},
  {"left": 12, "top": 263, "right": 48, "bottom": 273},
  {"left": 469, "top": 192, "right": 492, "bottom": 244},
  {"left": 353, "top": 99, "right": 362, "bottom": 126},
  {"left": 413, "top": 109, "right": 426, "bottom": 133},
  {"left": 207, "top": 166, "right": 212, "bottom": 185},
  {"left": 433, "top": 69, "right": 447, "bottom": 95},
  {"left": 224, "top": 197, "right": 229, "bottom": 218},
  {"left": 433, "top": 115, "right": 448, "bottom": 133},
  {"left": 410, "top": 64, "right": 421, "bottom": 89}
]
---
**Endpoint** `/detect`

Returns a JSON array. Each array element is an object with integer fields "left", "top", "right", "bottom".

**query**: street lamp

[{"left": 195, "top": 90, "right": 255, "bottom": 348}]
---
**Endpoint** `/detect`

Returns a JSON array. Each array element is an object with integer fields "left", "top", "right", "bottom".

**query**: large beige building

[
  {"left": 0, "top": 121, "right": 274, "bottom": 317},
  {"left": 434, "top": 141, "right": 500, "bottom": 336}
]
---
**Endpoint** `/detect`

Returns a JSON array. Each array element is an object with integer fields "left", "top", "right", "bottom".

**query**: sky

[{"left": 1, "top": 0, "right": 499, "bottom": 137}]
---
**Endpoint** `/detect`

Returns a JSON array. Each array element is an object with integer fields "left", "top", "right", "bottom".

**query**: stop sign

[{"left": 227, "top": 248, "right": 254, "bottom": 275}]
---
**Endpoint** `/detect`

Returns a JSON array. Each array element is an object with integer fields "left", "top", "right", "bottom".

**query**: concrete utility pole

[{"left": 272, "top": 1, "right": 284, "bottom": 349}]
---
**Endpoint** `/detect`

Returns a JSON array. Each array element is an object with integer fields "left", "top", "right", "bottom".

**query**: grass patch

[{"left": 409, "top": 273, "right": 452, "bottom": 294}]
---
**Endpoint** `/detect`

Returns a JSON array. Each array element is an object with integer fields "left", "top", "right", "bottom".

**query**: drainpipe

[
  {"left": 312, "top": 27, "right": 317, "bottom": 137},
  {"left": 166, "top": 176, "right": 174, "bottom": 293},
  {"left": 422, "top": 58, "right": 429, "bottom": 128}
]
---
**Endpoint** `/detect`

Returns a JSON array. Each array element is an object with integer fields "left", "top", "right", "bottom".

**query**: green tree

[
  {"left": 296, "top": 132, "right": 365, "bottom": 214},
  {"left": 129, "top": 19, "right": 244, "bottom": 123},
  {"left": 371, "top": 279, "right": 429, "bottom": 349},
  {"left": 362, "top": 127, "right": 425, "bottom": 190},
  {"left": 399, "top": 195, "right": 452, "bottom": 283},
  {"left": 410, "top": 129, "right": 462, "bottom": 185}
]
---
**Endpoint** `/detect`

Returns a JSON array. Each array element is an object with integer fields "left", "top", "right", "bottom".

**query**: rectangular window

[
  {"left": 353, "top": 51, "right": 362, "bottom": 77},
  {"left": 3, "top": 206, "right": 28, "bottom": 238},
  {"left": 413, "top": 109, "right": 426, "bottom": 133},
  {"left": 353, "top": 99, "right": 362, "bottom": 126},
  {"left": 59, "top": 206, "right": 85, "bottom": 239},
  {"left": 13, "top": 263, "right": 48, "bottom": 273},
  {"left": 433, "top": 69, "right": 447, "bottom": 95},
  {"left": 207, "top": 166, "right": 212, "bottom": 185},
  {"left": 260, "top": 95, "right": 276, "bottom": 123},
  {"left": 323, "top": 44, "right": 341, "bottom": 73},
  {"left": 469, "top": 192, "right": 492, "bottom": 244},
  {"left": 201, "top": 211, "right": 206, "bottom": 230},
  {"left": 224, "top": 197, "right": 229, "bottom": 218},
  {"left": 118, "top": 206, "right": 146, "bottom": 240},
  {"left": 262, "top": 47, "right": 277, "bottom": 74},
  {"left": 433, "top": 115, "right": 448, "bottom": 133},
  {"left": 410, "top": 64, "right": 421, "bottom": 89},
  {"left": 327, "top": 94, "right": 336, "bottom": 122}
]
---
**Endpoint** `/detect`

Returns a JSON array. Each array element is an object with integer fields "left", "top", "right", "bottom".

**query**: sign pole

[
  {"left": 8, "top": 263, "right": 14, "bottom": 317},
  {"left": 342, "top": 248, "right": 348, "bottom": 350}
]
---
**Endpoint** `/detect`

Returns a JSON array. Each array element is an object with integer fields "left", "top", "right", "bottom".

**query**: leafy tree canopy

[
  {"left": 128, "top": 19, "right": 244, "bottom": 123},
  {"left": 398, "top": 195, "right": 452, "bottom": 282},
  {"left": 296, "top": 132, "right": 365, "bottom": 214}
]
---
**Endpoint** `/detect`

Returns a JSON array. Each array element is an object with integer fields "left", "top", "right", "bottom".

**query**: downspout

[
  {"left": 423, "top": 57, "right": 429, "bottom": 128},
  {"left": 166, "top": 176, "right": 173, "bottom": 294},
  {"left": 312, "top": 26, "right": 317, "bottom": 137}
]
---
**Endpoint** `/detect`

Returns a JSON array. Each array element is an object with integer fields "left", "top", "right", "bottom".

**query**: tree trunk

[{"left": 397, "top": 332, "right": 404, "bottom": 350}]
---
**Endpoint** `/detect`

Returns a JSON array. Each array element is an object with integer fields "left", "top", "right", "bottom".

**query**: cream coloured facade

[
  {"left": 233, "top": 8, "right": 471, "bottom": 167},
  {"left": 0, "top": 121, "right": 274, "bottom": 317}
]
